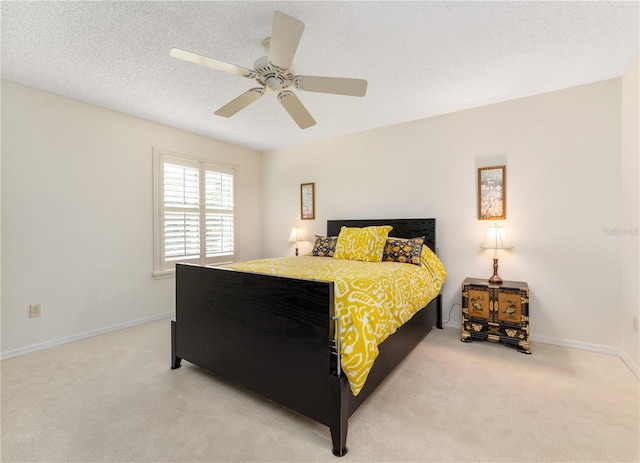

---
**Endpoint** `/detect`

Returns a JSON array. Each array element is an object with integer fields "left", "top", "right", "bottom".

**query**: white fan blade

[
  {"left": 170, "top": 48, "right": 254, "bottom": 77},
  {"left": 269, "top": 11, "right": 304, "bottom": 70},
  {"left": 278, "top": 91, "right": 316, "bottom": 129},
  {"left": 295, "top": 76, "right": 368, "bottom": 97},
  {"left": 215, "top": 88, "right": 265, "bottom": 117}
]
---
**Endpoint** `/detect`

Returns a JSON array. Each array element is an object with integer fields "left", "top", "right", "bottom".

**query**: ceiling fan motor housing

[{"left": 253, "top": 54, "right": 294, "bottom": 92}]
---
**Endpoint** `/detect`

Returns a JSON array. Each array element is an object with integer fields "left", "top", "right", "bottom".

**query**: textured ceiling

[{"left": 2, "top": 1, "right": 638, "bottom": 152}]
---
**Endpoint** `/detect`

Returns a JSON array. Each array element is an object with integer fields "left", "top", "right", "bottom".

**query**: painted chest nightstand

[{"left": 461, "top": 278, "right": 530, "bottom": 353}]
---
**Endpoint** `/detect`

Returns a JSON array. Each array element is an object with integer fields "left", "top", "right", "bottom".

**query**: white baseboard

[
  {"left": 532, "top": 333, "right": 640, "bottom": 380},
  {"left": 620, "top": 349, "right": 640, "bottom": 380},
  {"left": 0, "top": 311, "right": 174, "bottom": 361},
  {"left": 443, "top": 320, "right": 462, "bottom": 329},
  {"left": 530, "top": 332, "right": 621, "bottom": 356},
  {"left": 443, "top": 320, "right": 639, "bottom": 380}
]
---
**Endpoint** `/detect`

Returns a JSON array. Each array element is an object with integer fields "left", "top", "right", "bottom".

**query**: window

[{"left": 153, "top": 148, "right": 235, "bottom": 278}]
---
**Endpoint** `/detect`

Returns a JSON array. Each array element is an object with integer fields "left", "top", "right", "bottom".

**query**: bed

[{"left": 171, "top": 218, "right": 444, "bottom": 456}]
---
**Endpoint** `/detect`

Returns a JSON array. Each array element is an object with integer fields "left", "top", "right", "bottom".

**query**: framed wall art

[
  {"left": 301, "top": 182, "right": 315, "bottom": 220},
  {"left": 478, "top": 165, "right": 506, "bottom": 220}
]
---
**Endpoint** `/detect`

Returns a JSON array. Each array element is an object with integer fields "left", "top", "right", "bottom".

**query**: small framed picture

[
  {"left": 478, "top": 165, "right": 506, "bottom": 220},
  {"left": 301, "top": 182, "right": 315, "bottom": 220}
]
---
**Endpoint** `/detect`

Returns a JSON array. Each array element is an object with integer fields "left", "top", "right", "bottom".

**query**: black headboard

[{"left": 327, "top": 218, "right": 436, "bottom": 253}]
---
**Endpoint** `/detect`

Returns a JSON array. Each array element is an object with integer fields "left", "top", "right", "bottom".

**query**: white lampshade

[
  {"left": 480, "top": 223, "right": 513, "bottom": 250},
  {"left": 480, "top": 223, "right": 513, "bottom": 285},
  {"left": 289, "top": 227, "right": 304, "bottom": 243}
]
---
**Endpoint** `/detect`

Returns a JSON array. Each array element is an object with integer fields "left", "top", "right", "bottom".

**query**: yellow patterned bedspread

[{"left": 224, "top": 247, "right": 446, "bottom": 395}]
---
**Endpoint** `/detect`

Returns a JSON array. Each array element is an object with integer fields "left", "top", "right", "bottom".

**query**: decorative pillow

[
  {"left": 333, "top": 225, "right": 393, "bottom": 262},
  {"left": 311, "top": 235, "right": 338, "bottom": 257},
  {"left": 382, "top": 236, "right": 425, "bottom": 266}
]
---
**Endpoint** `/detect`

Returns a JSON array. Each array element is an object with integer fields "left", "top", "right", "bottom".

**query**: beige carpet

[{"left": 1, "top": 318, "right": 638, "bottom": 463}]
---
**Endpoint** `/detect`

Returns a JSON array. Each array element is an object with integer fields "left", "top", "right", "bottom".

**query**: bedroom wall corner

[
  {"left": 621, "top": 54, "right": 640, "bottom": 378},
  {"left": 0, "top": 80, "right": 262, "bottom": 357}
]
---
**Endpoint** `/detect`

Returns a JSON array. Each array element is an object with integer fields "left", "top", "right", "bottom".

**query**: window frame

[{"left": 152, "top": 148, "right": 237, "bottom": 279}]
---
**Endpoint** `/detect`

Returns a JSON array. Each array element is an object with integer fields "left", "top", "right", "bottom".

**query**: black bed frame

[{"left": 171, "top": 218, "right": 442, "bottom": 456}]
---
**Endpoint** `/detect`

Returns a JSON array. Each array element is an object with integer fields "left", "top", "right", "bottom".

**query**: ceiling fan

[{"left": 170, "top": 11, "right": 367, "bottom": 129}]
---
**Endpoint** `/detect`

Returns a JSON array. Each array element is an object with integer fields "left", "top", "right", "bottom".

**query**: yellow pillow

[{"left": 333, "top": 225, "right": 393, "bottom": 262}]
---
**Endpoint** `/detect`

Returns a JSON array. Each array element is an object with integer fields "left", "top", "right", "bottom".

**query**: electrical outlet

[
  {"left": 29, "top": 304, "right": 42, "bottom": 318},
  {"left": 634, "top": 316, "right": 639, "bottom": 335}
]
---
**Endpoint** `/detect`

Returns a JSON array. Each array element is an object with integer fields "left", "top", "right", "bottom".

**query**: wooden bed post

[
  {"left": 171, "top": 320, "right": 181, "bottom": 369},
  {"left": 329, "top": 373, "right": 349, "bottom": 456}
]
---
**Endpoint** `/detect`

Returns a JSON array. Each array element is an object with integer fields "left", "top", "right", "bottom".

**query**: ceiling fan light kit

[{"left": 170, "top": 11, "right": 367, "bottom": 129}]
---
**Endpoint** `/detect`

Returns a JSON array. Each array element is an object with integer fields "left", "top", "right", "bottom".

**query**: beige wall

[
  {"left": 262, "top": 78, "right": 625, "bottom": 354},
  {"left": 621, "top": 54, "right": 640, "bottom": 374},
  {"left": 1, "top": 80, "right": 262, "bottom": 356}
]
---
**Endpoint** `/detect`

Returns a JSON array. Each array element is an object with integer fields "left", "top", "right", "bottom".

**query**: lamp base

[{"left": 488, "top": 258, "right": 503, "bottom": 285}]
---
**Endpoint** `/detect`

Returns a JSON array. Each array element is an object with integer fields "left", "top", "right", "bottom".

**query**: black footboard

[{"left": 173, "top": 264, "right": 340, "bottom": 429}]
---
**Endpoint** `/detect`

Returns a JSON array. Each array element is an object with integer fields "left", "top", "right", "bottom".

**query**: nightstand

[{"left": 461, "top": 278, "right": 530, "bottom": 353}]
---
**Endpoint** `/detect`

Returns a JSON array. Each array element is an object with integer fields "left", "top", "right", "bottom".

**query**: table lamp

[
  {"left": 480, "top": 223, "right": 513, "bottom": 284},
  {"left": 289, "top": 227, "right": 304, "bottom": 256}
]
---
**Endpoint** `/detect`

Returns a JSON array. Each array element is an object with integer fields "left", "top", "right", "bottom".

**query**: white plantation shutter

[
  {"left": 205, "top": 170, "right": 234, "bottom": 258},
  {"left": 164, "top": 212, "right": 200, "bottom": 261},
  {"left": 163, "top": 162, "right": 200, "bottom": 262},
  {"left": 153, "top": 149, "right": 235, "bottom": 277}
]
